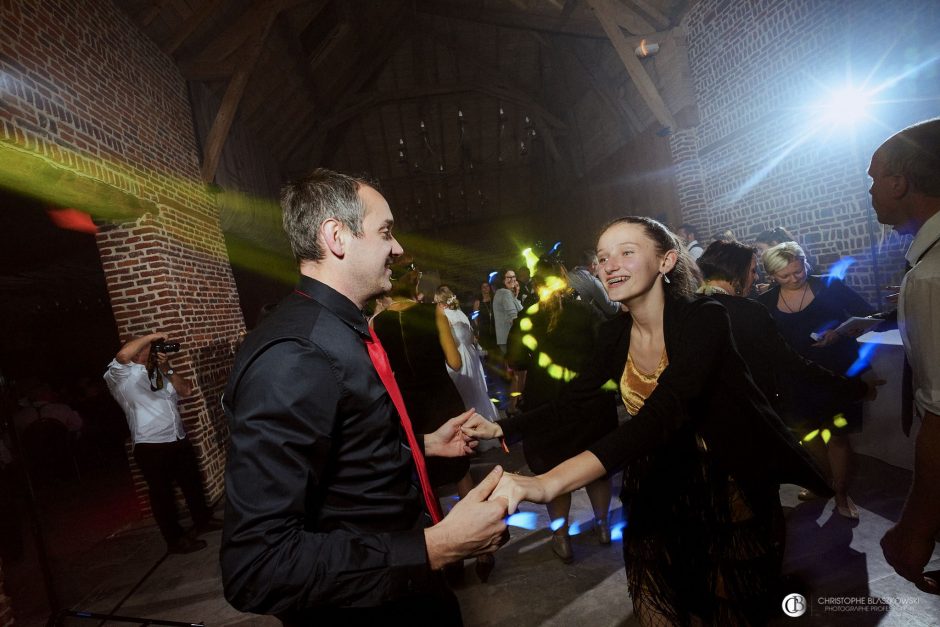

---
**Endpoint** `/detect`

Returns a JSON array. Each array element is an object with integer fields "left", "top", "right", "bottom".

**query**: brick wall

[
  {"left": 671, "top": 0, "right": 940, "bottom": 307},
  {"left": 1, "top": 0, "right": 245, "bottom": 511}
]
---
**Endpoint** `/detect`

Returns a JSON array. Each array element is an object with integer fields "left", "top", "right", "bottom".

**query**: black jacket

[{"left": 501, "top": 295, "right": 832, "bottom": 497}]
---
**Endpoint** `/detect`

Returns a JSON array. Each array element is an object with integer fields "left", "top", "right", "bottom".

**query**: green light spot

[
  {"left": 832, "top": 414, "right": 848, "bottom": 428},
  {"left": 526, "top": 303, "right": 540, "bottom": 315},
  {"left": 803, "top": 429, "right": 820, "bottom": 443},
  {"left": 821, "top": 429, "right": 831, "bottom": 444},
  {"left": 519, "top": 317, "right": 533, "bottom": 332},
  {"left": 538, "top": 352, "right": 553, "bottom": 368},
  {"left": 522, "top": 334, "right": 538, "bottom": 350}
]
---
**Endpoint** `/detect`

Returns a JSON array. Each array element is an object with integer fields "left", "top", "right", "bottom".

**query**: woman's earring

[{"left": 660, "top": 271, "right": 671, "bottom": 284}]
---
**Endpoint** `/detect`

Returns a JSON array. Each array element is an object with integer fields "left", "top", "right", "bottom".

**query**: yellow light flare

[
  {"left": 522, "top": 334, "right": 538, "bottom": 351},
  {"left": 538, "top": 352, "right": 553, "bottom": 368},
  {"left": 821, "top": 429, "right": 832, "bottom": 444},
  {"left": 522, "top": 247, "right": 539, "bottom": 275},
  {"left": 803, "top": 429, "right": 820, "bottom": 443},
  {"left": 526, "top": 303, "right": 540, "bottom": 315},
  {"left": 519, "top": 317, "right": 533, "bottom": 332},
  {"left": 832, "top": 413, "right": 848, "bottom": 428}
]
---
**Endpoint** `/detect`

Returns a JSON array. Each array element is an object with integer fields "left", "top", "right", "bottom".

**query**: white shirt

[
  {"left": 103, "top": 359, "right": 186, "bottom": 445},
  {"left": 688, "top": 239, "right": 704, "bottom": 260},
  {"left": 899, "top": 210, "right": 940, "bottom": 417}
]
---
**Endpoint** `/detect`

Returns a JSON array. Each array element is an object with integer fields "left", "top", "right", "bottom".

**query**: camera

[{"left": 151, "top": 341, "right": 181, "bottom": 353}]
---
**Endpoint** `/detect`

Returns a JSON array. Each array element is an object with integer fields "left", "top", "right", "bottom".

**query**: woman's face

[
  {"left": 772, "top": 258, "right": 807, "bottom": 291},
  {"left": 741, "top": 255, "right": 759, "bottom": 295},
  {"left": 596, "top": 222, "right": 670, "bottom": 303},
  {"left": 481, "top": 282, "right": 491, "bottom": 296}
]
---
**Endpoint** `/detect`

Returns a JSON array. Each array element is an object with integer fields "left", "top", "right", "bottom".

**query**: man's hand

[
  {"left": 489, "top": 472, "right": 550, "bottom": 514},
  {"left": 461, "top": 414, "right": 503, "bottom": 440},
  {"left": 424, "top": 409, "right": 479, "bottom": 458},
  {"left": 881, "top": 523, "right": 939, "bottom": 593},
  {"left": 425, "top": 465, "right": 509, "bottom": 569}
]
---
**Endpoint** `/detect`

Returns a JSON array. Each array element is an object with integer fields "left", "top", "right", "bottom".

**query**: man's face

[
  {"left": 868, "top": 149, "right": 912, "bottom": 234},
  {"left": 344, "top": 185, "right": 403, "bottom": 304}
]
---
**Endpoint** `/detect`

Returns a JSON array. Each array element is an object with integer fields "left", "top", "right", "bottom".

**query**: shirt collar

[
  {"left": 906, "top": 210, "right": 940, "bottom": 266},
  {"left": 295, "top": 275, "right": 371, "bottom": 339}
]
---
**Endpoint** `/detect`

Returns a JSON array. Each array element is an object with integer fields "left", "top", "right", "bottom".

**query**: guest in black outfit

[
  {"left": 221, "top": 169, "right": 507, "bottom": 624},
  {"left": 758, "top": 242, "right": 874, "bottom": 518},
  {"left": 506, "top": 259, "right": 617, "bottom": 563}
]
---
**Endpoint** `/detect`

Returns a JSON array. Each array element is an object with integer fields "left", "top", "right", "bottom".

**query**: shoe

[
  {"left": 475, "top": 554, "right": 495, "bottom": 583},
  {"left": 167, "top": 535, "right": 207, "bottom": 554},
  {"left": 595, "top": 519, "right": 611, "bottom": 545},
  {"left": 551, "top": 533, "right": 574, "bottom": 564},
  {"left": 797, "top": 489, "right": 819, "bottom": 501},
  {"left": 195, "top": 516, "right": 224, "bottom": 534},
  {"left": 835, "top": 496, "right": 859, "bottom": 519}
]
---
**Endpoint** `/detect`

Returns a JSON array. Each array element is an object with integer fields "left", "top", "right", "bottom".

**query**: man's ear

[
  {"left": 891, "top": 174, "right": 910, "bottom": 199},
  {"left": 320, "top": 218, "right": 346, "bottom": 258}
]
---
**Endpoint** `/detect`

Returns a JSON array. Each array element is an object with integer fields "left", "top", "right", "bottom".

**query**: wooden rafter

[
  {"left": 192, "top": 0, "right": 305, "bottom": 63},
  {"left": 179, "top": 59, "right": 237, "bottom": 81},
  {"left": 200, "top": 8, "right": 279, "bottom": 183},
  {"left": 139, "top": 0, "right": 172, "bottom": 27},
  {"left": 629, "top": 0, "right": 671, "bottom": 30},
  {"left": 586, "top": 0, "right": 676, "bottom": 130},
  {"left": 163, "top": 0, "right": 228, "bottom": 55},
  {"left": 416, "top": 1, "right": 609, "bottom": 38},
  {"left": 558, "top": 38, "right": 643, "bottom": 133},
  {"left": 595, "top": 0, "right": 655, "bottom": 35}
]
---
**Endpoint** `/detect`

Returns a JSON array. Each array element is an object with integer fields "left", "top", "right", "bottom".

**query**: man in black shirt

[{"left": 221, "top": 169, "right": 508, "bottom": 624}]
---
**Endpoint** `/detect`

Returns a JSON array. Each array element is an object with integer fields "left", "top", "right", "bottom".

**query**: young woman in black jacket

[{"left": 466, "top": 217, "right": 831, "bottom": 626}]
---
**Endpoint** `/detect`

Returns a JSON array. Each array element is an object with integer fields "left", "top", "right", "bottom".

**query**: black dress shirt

[{"left": 220, "top": 276, "right": 459, "bottom": 623}]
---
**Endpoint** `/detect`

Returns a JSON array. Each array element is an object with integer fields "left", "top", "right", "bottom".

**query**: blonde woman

[{"left": 758, "top": 242, "right": 874, "bottom": 518}]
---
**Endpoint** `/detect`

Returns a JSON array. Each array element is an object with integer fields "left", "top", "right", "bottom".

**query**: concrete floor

[{"left": 5, "top": 446, "right": 940, "bottom": 626}]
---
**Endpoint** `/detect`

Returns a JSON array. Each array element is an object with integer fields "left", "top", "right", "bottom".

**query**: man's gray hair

[
  {"left": 280, "top": 168, "right": 376, "bottom": 263},
  {"left": 879, "top": 118, "right": 940, "bottom": 198}
]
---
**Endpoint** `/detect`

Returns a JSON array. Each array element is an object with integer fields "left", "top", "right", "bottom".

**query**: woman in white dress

[
  {"left": 434, "top": 286, "right": 501, "bottom": 433},
  {"left": 434, "top": 284, "right": 501, "bottom": 582}
]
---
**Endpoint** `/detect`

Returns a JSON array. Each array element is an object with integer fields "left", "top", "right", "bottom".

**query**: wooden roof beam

[
  {"left": 200, "top": 9, "right": 278, "bottom": 182},
  {"left": 629, "top": 0, "right": 671, "bottom": 30},
  {"left": 597, "top": 0, "right": 655, "bottom": 35},
  {"left": 163, "top": 0, "right": 229, "bottom": 55},
  {"left": 415, "top": 1, "right": 609, "bottom": 38},
  {"left": 586, "top": 0, "right": 676, "bottom": 130}
]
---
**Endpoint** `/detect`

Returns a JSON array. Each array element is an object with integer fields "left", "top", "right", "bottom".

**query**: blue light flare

[
  {"left": 506, "top": 511, "right": 539, "bottom": 530},
  {"left": 826, "top": 257, "right": 856, "bottom": 285},
  {"left": 549, "top": 517, "right": 566, "bottom": 532},
  {"left": 610, "top": 521, "right": 627, "bottom": 542},
  {"left": 488, "top": 271, "right": 498, "bottom": 281},
  {"left": 846, "top": 341, "right": 878, "bottom": 377},
  {"left": 568, "top": 519, "right": 585, "bottom": 536}
]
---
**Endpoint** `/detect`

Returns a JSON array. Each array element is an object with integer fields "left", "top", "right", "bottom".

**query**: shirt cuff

[{"left": 385, "top": 529, "right": 434, "bottom": 598}]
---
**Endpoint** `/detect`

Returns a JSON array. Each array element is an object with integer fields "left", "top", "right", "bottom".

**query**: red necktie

[{"left": 365, "top": 327, "right": 443, "bottom": 524}]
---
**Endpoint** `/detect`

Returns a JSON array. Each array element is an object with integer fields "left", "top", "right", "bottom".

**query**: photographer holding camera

[{"left": 104, "top": 332, "right": 221, "bottom": 554}]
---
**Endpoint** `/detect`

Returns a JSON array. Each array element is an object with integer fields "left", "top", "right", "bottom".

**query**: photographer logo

[{"left": 782, "top": 593, "right": 807, "bottom": 618}]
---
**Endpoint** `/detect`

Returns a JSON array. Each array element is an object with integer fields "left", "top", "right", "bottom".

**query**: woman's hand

[
  {"left": 811, "top": 329, "right": 843, "bottom": 347},
  {"left": 425, "top": 409, "right": 479, "bottom": 458},
  {"left": 489, "top": 472, "right": 550, "bottom": 514},
  {"left": 462, "top": 414, "right": 504, "bottom": 440}
]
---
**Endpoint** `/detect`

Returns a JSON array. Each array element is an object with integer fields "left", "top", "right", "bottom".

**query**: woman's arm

[
  {"left": 490, "top": 450, "right": 606, "bottom": 513},
  {"left": 435, "top": 306, "right": 462, "bottom": 371}
]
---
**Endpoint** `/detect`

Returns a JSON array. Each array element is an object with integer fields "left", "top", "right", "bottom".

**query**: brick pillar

[
  {"left": 97, "top": 207, "right": 244, "bottom": 514},
  {"left": 668, "top": 126, "right": 710, "bottom": 236},
  {"left": 0, "top": 559, "right": 13, "bottom": 627}
]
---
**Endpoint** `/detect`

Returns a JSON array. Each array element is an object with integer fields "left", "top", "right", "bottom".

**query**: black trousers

[{"left": 133, "top": 438, "right": 211, "bottom": 544}]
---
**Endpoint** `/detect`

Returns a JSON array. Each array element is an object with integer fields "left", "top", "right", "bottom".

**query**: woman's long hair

[{"left": 598, "top": 216, "right": 698, "bottom": 298}]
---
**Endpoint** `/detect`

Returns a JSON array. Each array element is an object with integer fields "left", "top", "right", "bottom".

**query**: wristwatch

[{"left": 165, "top": 368, "right": 175, "bottom": 376}]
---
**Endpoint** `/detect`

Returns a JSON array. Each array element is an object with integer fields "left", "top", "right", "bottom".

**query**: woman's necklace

[{"left": 780, "top": 283, "right": 809, "bottom": 313}]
